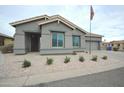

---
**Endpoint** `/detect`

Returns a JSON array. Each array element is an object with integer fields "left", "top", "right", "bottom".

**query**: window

[
  {"left": 72, "top": 35, "right": 81, "bottom": 48},
  {"left": 52, "top": 32, "right": 64, "bottom": 48}
]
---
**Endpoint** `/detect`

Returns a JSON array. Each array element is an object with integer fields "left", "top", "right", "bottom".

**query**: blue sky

[{"left": 0, "top": 5, "right": 124, "bottom": 41}]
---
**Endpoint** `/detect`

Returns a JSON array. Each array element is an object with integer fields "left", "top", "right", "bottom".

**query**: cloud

[{"left": 91, "top": 5, "right": 124, "bottom": 41}]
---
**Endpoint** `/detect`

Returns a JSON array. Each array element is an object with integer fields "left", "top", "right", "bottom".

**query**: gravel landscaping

[{"left": 0, "top": 50, "right": 124, "bottom": 80}]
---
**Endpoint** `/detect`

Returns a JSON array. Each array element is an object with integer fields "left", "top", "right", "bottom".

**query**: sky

[{"left": 0, "top": 5, "right": 124, "bottom": 42}]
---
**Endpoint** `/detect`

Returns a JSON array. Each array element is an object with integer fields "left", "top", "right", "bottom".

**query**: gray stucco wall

[
  {"left": 13, "top": 18, "right": 102, "bottom": 55},
  {"left": 40, "top": 21, "right": 86, "bottom": 54},
  {"left": 14, "top": 33, "right": 26, "bottom": 54},
  {"left": 14, "top": 19, "right": 45, "bottom": 54}
]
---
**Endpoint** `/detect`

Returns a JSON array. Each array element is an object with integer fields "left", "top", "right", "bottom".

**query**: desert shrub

[
  {"left": 22, "top": 59, "right": 31, "bottom": 68},
  {"left": 113, "top": 47, "right": 118, "bottom": 51},
  {"left": 72, "top": 51, "right": 77, "bottom": 55},
  {"left": 91, "top": 55, "right": 97, "bottom": 61},
  {"left": 102, "top": 56, "right": 107, "bottom": 60},
  {"left": 1, "top": 44, "right": 13, "bottom": 53},
  {"left": 64, "top": 56, "right": 71, "bottom": 63},
  {"left": 79, "top": 56, "right": 85, "bottom": 62},
  {"left": 46, "top": 58, "right": 53, "bottom": 65}
]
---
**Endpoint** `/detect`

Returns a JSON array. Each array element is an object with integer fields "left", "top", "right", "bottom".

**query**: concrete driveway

[{"left": 0, "top": 51, "right": 4, "bottom": 65}]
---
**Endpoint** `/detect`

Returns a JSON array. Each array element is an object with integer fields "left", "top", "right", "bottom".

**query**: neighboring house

[
  {"left": 0, "top": 33, "right": 14, "bottom": 46},
  {"left": 10, "top": 15, "right": 103, "bottom": 55},
  {"left": 102, "top": 40, "right": 124, "bottom": 51},
  {"left": 110, "top": 40, "right": 124, "bottom": 51}
]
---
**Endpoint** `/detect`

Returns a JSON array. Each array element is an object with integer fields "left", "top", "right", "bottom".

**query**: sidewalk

[{"left": 0, "top": 57, "right": 124, "bottom": 87}]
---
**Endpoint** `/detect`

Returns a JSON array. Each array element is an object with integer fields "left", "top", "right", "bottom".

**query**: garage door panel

[{"left": 86, "top": 41, "right": 99, "bottom": 50}]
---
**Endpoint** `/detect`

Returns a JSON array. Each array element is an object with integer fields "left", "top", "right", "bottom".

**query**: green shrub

[
  {"left": 102, "top": 56, "right": 107, "bottom": 60},
  {"left": 46, "top": 58, "right": 53, "bottom": 65},
  {"left": 79, "top": 56, "right": 85, "bottom": 62},
  {"left": 91, "top": 55, "right": 97, "bottom": 61},
  {"left": 1, "top": 44, "right": 13, "bottom": 53},
  {"left": 113, "top": 47, "right": 118, "bottom": 51},
  {"left": 22, "top": 59, "right": 31, "bottom": 68},
  {"left": 64, "top": 56, "right": 71, "bottom": 63}
]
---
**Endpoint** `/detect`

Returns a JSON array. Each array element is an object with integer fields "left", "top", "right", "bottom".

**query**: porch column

[{"left": 40, "top": 34, "right": 51, "bottom": 54}]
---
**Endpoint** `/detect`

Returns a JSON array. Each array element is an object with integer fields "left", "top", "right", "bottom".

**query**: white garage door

[{"left": 86, "top": 41, "right": 100, "bottom": 50}]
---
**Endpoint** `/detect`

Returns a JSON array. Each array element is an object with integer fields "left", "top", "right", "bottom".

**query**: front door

[{"left": 30, "top": 33, "right": 40, "bottom": 52}]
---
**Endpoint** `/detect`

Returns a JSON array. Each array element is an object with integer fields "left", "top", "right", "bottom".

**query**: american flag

[{"left": 90, "top": 6, "right": 94, "bottom": 20}]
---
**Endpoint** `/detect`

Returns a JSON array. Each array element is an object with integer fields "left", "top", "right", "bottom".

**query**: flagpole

[
  {"left": 89, "top": 5, "right": 91, "bottom": 54},
  {"left": 89, "top": 17, "right": 91, "bottom": 54},
  {"left": 89, "top": 5, "right": 94, "bottom": 54}
]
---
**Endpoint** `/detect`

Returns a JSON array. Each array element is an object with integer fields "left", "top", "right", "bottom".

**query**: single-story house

[
  {"left": 110, "top": 40, "right": 124, "bottom": 51},
  {"left": 10, "top": 15, "right": 103, "bottom": 55},
  {"left": 102, "top": 40, "right": 124, "bottom": 51},
  {"left": 0, "top": 32, "right": 14, "bottom": 46}
]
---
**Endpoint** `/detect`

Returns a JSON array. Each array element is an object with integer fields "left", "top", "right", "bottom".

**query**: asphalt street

[{"left": 31, "top": 67, "right": 124, "bottom": 87}]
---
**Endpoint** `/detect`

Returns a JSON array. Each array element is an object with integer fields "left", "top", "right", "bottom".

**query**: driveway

[{"left": 34, "top": 67, "right": 124, "bottom": 87}]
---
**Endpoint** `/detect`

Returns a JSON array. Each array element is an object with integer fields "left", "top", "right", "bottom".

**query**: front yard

[{"left": 0, "top": 50, "right": 124, "bottom": 86}]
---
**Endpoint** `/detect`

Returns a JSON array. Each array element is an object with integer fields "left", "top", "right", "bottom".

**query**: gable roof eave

[
  {"left": 85, "top": 33, "right": 104, "bottom": 37},
  {"left": 39, "top": 18, "right": 75, "bottom": 30},
  {"left": 10, "top": 15, "right": 49, "bottom": 27},
  {"left": 10, "top": 14, "right": 102, "bottom": 37},
  {"left": 49, "top": 15, "right": 87, "bottom": 34}
]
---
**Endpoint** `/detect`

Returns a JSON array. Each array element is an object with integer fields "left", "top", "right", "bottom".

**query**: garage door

[{"left": 86, "top": 41, "right": 100, "bottom": 50}]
